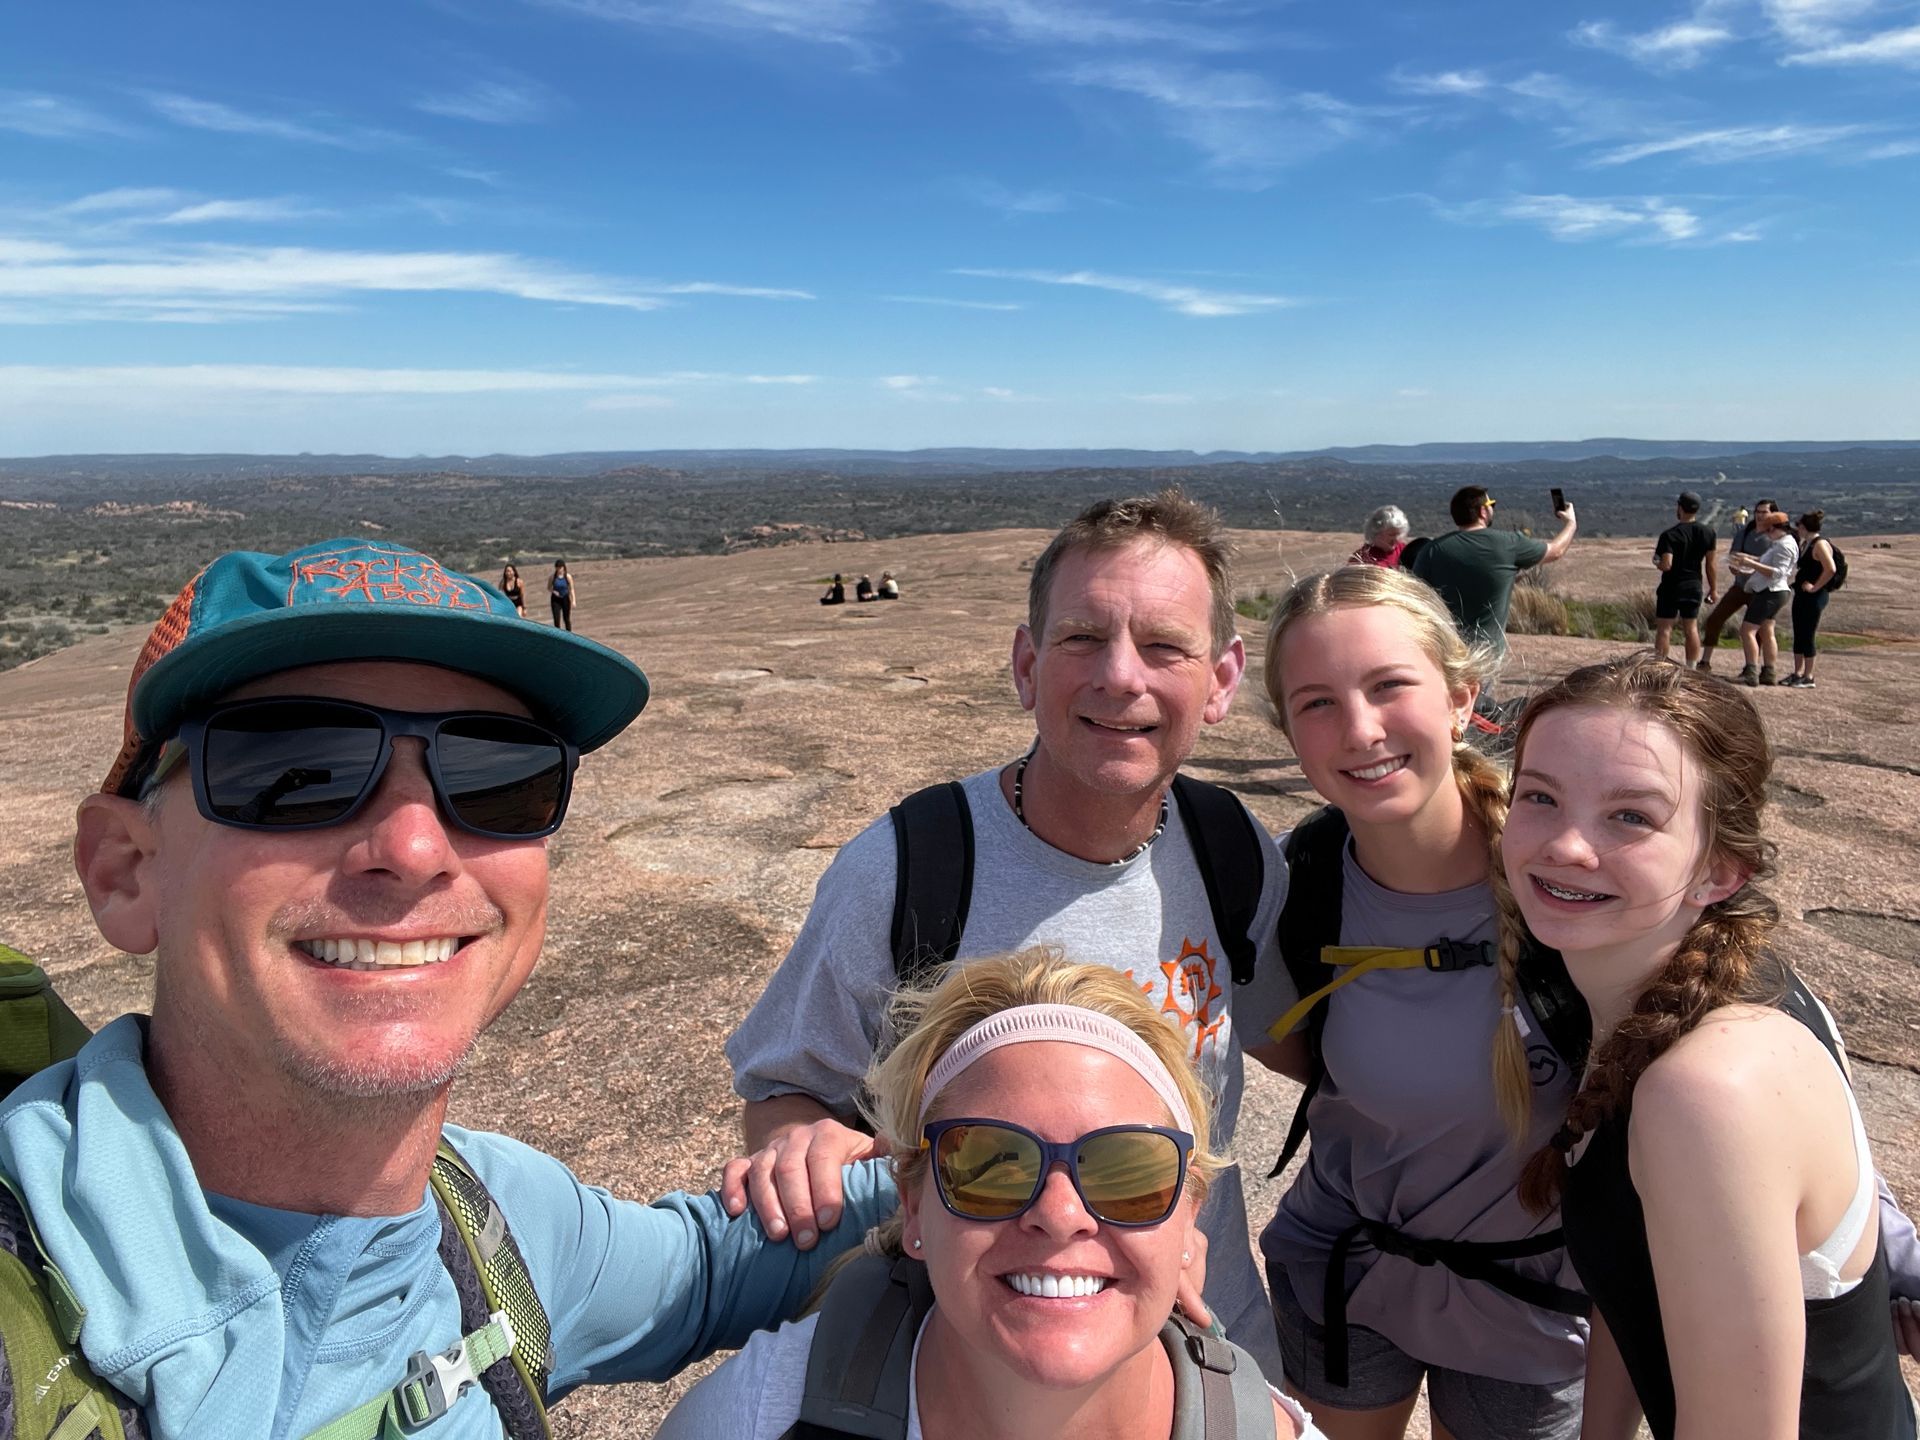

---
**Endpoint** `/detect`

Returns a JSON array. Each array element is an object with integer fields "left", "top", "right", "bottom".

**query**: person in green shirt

[{"left": 1411, "top": 485, "right": 1577, "bottom": 653}]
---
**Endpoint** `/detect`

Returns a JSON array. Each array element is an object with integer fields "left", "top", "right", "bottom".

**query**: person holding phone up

[{"left": 1411, "top": 484, "right": 1578, "bottom": 655}]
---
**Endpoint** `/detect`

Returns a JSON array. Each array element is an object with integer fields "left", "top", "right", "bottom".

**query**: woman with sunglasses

[{"left": 660, "top": 950, "right": 1322, "bottom": 1440}]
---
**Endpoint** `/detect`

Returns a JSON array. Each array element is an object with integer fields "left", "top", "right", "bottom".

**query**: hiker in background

[
  {"left": 722, "top": 489, "right": 1292, "bottom": 1380},
  {"left": 878, "top": 570, "right": 901, "bottom": 599},
  {"left": 0, "top": 538, "right": 895, "bottom": 1439},
  {"left": 1696, "top": 499, "right": 1775, "bottom": 671},
  {"left": 820, "top": 572, "right": 846, "bottom": 606},
  {"left": 1784, "top": 509, "right": 1840, "bottom": 689},
  {"left": 549, "top": 558, "right": 576, "bottom": 631},
  {"left": 1651, "top": 492, "right": 1717, "bottom": 667},
  {"left": 1348, "top": 506, "right": 1409, "bottom": 569},
  {"left": 499, "top": 561, "right": 527, "bottom": 618},
  {"left": 1494, "top": 655, "right": 1918, "bottom": 1439},
  {"left": 855, "top": 574, "right": 877, "bottom": 602},
  {"left": 663, "top": 952, "right": 1324, "bottom": 1440},
  {"left": 1411, "top": 485, "right": 1577, "bottom": 656},
  {"left": 1248, "top": 566, "right": 1587, "bottom": 1440},
  {"left": 1729, "top": 509, "right": 1798, "bottom": 686}
]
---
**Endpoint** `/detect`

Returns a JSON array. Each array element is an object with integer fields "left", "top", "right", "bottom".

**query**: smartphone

[{"left": 1550, "top": 487, "right": 1567, "bottom": 514}]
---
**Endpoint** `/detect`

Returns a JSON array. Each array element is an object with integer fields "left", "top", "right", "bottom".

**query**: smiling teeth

[
  {"left": 1347, "top": 758, "right": 1408, "bottom": 781},
  {"left": 1006, "top": 1273, "right": 1108, "bottom": 1298},
  {"left": 1539, "top": 880, "right": 1608, "bottom": 902},
  {"left": 294, "top": 937, "right": 459, "bottom": 970}
]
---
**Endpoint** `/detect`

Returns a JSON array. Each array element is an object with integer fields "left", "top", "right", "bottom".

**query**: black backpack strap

[
  {"left": 1168, "top": 776, "right": 1267, "bottom": 988},
  {"left": 1163, "top": 1313, "right": 1277, "bottom": 1439},
  {"left": 429, "top": 1143, "right": 553, "bottom": 1440},
  {"left": 1513, "top": 939, "right": 1591, "bottom": 1075},
  {"left": 887, "top": 782, "right": 974, "bottom": 985},
  {"left": 1268, "top": 807, "right": 1348, "bottom": 1179},
  {"left": 785, "top": 1253, "right": 936, "bottom": 1440}
]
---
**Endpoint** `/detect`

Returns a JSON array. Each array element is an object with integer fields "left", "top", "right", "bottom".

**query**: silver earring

[
  {"left": 910, "top": 1238, "right": 923, "bottom": 1250},
  {"left": 1181, "top": 1251, "right": 1192, "bottom": 1264}
]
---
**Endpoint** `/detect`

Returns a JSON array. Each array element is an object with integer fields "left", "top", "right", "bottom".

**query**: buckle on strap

[
  {"left": 1423, "top": 938, "right": 1494, "bottom": 973},
  {"left": 395, "top": 1310, "right": 517, "bottom": 1430}
]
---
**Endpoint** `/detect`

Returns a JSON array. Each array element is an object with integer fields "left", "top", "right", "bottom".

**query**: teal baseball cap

[{"left": 103, "top": 538, "right": 649, "bottom": 796}]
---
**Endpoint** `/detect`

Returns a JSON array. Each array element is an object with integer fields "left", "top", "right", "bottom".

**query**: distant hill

[{"left": 6, "top": 438, "right": 1920, "bottom": 485}]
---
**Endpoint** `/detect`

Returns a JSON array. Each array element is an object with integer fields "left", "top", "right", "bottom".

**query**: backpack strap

[
  {"left": 1513, "top": 940, "right": 1590, "bottom": 1076},
  {"left": 1268, "top": 807, "right": 1348, "bottom": 1178},
  {"left": 0, "top": 946, "right": 94, "bottom": 1101},
  {"left": 1168, "top": 776, "right": 1266, "bottom": 988},
  {"left": 427, "top": 1142, "right": 553, "bottom": 1440},
  {"left": 784, "top": 1253, "right": 936, "bottom": 1440},
  {"left": 1163, "top": 1313, "right": 1277, "bottom": 1439},
  {"left": 888, "top": 783, "right": 974, "bottom": 985},
  {"left": 0, "top": 1176, "right": 145, "bottom": 1440}
]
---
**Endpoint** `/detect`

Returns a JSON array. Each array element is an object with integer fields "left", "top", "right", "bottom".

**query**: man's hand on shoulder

[{"left": 724, "top": 1103, "right": 888, "bottom": 1250}]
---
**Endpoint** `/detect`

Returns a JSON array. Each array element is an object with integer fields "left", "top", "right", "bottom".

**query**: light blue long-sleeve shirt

[{"left": 0, "top": 1015, "right": 896, "bottom": 1439}]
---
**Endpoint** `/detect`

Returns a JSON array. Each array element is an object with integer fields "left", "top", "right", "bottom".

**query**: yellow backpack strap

[
  {"left": 1266, "top": 939, "right": 1498, "bottom": 1043},
  {"left": 0, "top": 1174, "right": 139, "bottom": 1440},
  {"left": 427, "top": 1142, "right": 552, "bottom": 1440},
  {"left": 0, "top": 947, "right": 93, "bottom": 1098}
]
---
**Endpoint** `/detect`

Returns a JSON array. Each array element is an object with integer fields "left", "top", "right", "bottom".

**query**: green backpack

[{"left": 0, "top": 943, "right": 554, "bottom": 1440}]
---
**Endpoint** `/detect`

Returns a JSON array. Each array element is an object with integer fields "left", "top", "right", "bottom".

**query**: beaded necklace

[{"left": 1011, "top": 750, "right": 1168, "bottom": 867}]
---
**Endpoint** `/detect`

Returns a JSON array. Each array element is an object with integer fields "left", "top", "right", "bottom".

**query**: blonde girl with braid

[
  {"left": 1242, "top": 566, "right": 1587, "bottom": 1440},
  {"left": 1493, "top": 654, "right": 1916, "bottom": 1440}
]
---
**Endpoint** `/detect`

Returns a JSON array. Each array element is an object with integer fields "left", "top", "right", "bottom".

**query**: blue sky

[{"left": 2, "top": 0, "right": 1917, "bottom": 454}]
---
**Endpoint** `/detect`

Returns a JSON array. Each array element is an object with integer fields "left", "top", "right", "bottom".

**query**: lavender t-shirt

[{"left": 1258, "top": 836, "right": 1587, "bottom": 1385}]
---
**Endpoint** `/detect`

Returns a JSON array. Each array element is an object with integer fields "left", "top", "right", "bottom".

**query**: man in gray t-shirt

[
  {"left": 1411, "top": 484, "right": 1576, "bottom": 653},
  {"left": 721, "top": 490, "right": 1294, "bottom": 1377}
]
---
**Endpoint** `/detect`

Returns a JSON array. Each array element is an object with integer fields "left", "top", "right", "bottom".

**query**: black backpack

[
  {"left": 1266, "top": 805, "right": 1591, "bottom": 1179},
  {"left": 887, "top": 773, "right": 1267, "bottom": 987},
  {"left": 1823, "top": 539, "right": 1848, "bottom": 593}
]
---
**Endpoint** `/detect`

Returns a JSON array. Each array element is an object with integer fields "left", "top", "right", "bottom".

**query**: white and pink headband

[{"left": 916, "top": 1003, "right": 1196, "bottom": 1136}]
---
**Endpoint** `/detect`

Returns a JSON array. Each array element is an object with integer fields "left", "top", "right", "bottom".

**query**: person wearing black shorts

[
  {"left": 1697, "top": 498, "right": 1774, "bottom": 669},
  {"left": 1729, "top": 511, "right": 1798, "bottom": 685},
  {"left": 1652, "top": 492, "right": 1716, "bottom": 666}
]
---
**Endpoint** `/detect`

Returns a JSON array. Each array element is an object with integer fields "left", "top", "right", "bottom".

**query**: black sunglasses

[
  {"left": 155, "top": 697, "right": 578, "bottom": 839},
  {"left": 921, "top": 1118, "right": 1193, "bottom": 1228}
]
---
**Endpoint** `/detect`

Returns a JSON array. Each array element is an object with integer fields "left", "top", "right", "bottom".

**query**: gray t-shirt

[
  {"left": 727, "top": 765, "right": 1295, "bottom": 1377},
  {"left": 1256, "top": 837, "right": 1586, "bottom": 1385}
]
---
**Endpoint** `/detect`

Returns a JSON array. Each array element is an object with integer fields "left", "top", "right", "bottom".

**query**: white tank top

[{"left": 1799, "top": 1012, "right": 1877, "bottom": 1300}]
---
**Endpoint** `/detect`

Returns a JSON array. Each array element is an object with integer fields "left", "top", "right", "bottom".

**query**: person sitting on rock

[
  {"left": 855, "top": 575, "right": 876, "bottom": 602},
  {"left": 878, "top": 571, "right": 901, "bottom": 599},
  {"left": 820, "top": 573, "right": 846, "bottom": 606}
]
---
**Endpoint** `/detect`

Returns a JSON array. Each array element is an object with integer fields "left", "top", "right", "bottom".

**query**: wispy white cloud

[
  {"left": 1761, "top": 0, "right": 1881, "bottom": 50},
  {"left": 933, "top": 0, "right": 1246, "bottom": 53},
  {"left": 1126, "top": 391, "right": 1192, "bottom": 404},
  {"left": 1059, "top": 60, "right": 1387, "bottom": 183},
  {"left": 1389, "top": 69, "right": 1492, "bottom": 96},
  {"left": 1572, "top": 18, "right": 1737, "bottom": 69},
  {"left": 0, "top": 91, "right": 134, "bottom": 140},
  {"left": 0, "top": 237, "right": 814, "bottom": 324},
  {"left": 143, "top": 93, "right": 402, "bottom": 148},
  {"left": 881, "top": 294, "right": 1024, "bottom": 311},
  {"left": 955, "top": 266, "right": 1297, "bottom": 316},
  {"left": 1864, "top": 137, "right": 1920, "bottom": 159},
  {"left": 531, "top": 0, "right": 890, "bottom": 62},
  {"left": 954, "top": 178, "right": 1080, "bottom": 214},
  {"left": 1426, "top": 192, "right": 1766, "bottom": 244},
  {"left": 982, "top": 385, "right": 1018, "bottom": 399},
  {"left": 153, "top": 199, "right": 331, "bottom": 226},
  {"left": 1783, "top": 22, "right": 1920, "bottom": 64},
  {"left": 583, "top": 392, "right": 678, "bottom": 410},
  {"left": 59, "top": 189, "right": 187, "bottom": 216},
  {"left": 0, "top": 364, "right": 815, "bottom": 395},
  {"left": 1593, "top": 122, "right": 1871, "bottom": 164},
  {"left": 416, "top": 79, "right": 552, "bottom": 125},
  {"left": 1395, "top": 387, "right": 1432, "bottom": 399},
  {"left": 879, "top": 374, "right": 936, "bottom": 389}
]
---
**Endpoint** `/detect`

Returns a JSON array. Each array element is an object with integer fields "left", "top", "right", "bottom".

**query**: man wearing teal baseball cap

[{"left": 0, "top": 538, "right": 892, "bottom": 1439}]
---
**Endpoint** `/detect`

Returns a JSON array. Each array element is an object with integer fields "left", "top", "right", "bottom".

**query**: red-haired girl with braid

[{"left": 1494, "top": 654, "right": 1917, "bottom": 1439}]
